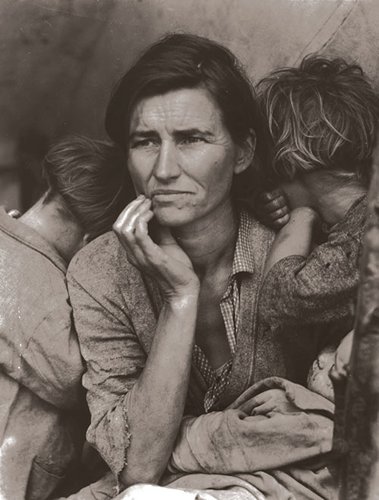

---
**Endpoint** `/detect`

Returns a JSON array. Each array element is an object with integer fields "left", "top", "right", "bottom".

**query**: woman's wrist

[{"left": 164, "top": 287, "right": 200, "bottom": 311}]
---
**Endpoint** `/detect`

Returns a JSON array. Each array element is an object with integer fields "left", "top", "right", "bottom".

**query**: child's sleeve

[{"left": 259, "top": 231, "right": 361, "bottom": 326}]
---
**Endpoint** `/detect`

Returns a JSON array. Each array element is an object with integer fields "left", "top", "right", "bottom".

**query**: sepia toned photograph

[{"left": 1, "top": 1, "right": 379, "bottom": 498}]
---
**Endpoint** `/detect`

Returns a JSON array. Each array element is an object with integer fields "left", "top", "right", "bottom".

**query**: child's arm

[
  {"left": 259, "top": 218, "right": 362, "bottom": 327},
  {"left": 264, "top": 207, "right": 319, "bottom": 276}
]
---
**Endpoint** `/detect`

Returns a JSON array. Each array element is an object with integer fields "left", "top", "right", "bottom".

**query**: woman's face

[{"left": 127, "top": 87, "right": 248, "bottom": 228}]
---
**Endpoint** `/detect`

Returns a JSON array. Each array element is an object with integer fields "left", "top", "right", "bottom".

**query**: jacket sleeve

[
  {"left": 0, "top": 279, "right": 84, "bottom": 410},
  {"left": 169, "top": 377, "right": 334, "bottom": 475},
  {"left": 258, "top": 231, "right": 362, "bottom": 326},
  {"left": 67, "top": 270, "right": 146, "bottom": 478}
]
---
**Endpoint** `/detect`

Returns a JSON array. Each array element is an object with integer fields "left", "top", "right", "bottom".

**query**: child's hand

[{"left": 255, "top": 189, "right": 290, "bottom": 229}]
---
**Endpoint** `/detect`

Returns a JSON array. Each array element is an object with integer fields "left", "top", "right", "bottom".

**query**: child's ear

[{"left": 234, "top": 130, "right": 256, "bottom": 175}]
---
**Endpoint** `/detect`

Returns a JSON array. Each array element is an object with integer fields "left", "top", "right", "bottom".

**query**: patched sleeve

[
  {"left": 67, "top": 272, "right": 146, "bottom": 478},
  {"left": 259, "top": 233, "right": 361, "bottom": 326}
]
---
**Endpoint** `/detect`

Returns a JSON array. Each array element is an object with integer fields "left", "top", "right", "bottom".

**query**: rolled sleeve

[
  {"left": 68, "top": 273, "right": 146, "bottom": 477},
  {"left": 259, "top": 234, "right": 361, "bottom": 326}
]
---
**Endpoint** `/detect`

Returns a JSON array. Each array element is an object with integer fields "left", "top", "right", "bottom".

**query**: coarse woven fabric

[
  {"left": 259, "top": 196, "right": 367, "bottom": 329},
  {"left": 0, "top": 208, "right": 85, "bottom": 500},
  {"left": 67, "top": 209, "right": 341, "bottom": 497}
]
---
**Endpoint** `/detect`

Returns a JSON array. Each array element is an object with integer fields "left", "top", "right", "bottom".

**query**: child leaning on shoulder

[{"left": 256, "top": 54, "right": 379, "bottom": 400}]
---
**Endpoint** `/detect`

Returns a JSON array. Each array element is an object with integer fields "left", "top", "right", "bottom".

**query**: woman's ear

[{"left": 234, "top": 129, "right": 256, "bottom": 175}]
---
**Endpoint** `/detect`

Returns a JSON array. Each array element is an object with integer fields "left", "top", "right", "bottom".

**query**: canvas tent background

[{"left": 0, "top": 0, "right": 378, "bottom": 210}]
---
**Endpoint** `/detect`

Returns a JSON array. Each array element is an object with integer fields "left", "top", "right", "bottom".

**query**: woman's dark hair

[
  {"left": 257, "top": 54, "right": 379, "bottom": 186},
  {"left": 43, "top": 136, "right": 133, "bottom": 240},
  {"left": 105, "top": 33, "right": 271, "bottom": 203}
]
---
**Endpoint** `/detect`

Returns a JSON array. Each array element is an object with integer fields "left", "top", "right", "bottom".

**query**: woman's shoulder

[{"left": 67, "top": 230, "right": 141, "bottom": 289}]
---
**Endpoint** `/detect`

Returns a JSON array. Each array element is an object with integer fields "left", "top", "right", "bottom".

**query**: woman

[{"left": 68, "top": 34, "right": 336, "bottom": 499}]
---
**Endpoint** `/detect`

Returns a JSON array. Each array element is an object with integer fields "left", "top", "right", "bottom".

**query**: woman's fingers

[
  {"left": 251, "top": 401, "right": 274, "bottom": 415},
  {"left": 115, "top": 199, "right": 173, "bottom": 274},
  {"left": 113, "top": 195, "right": 146, "bottom": 231},
  {"left": 247, "top": 389, "right": 298, "bottom": 416},
  {"left": 113, "top": 196, "right": 153, "bottom": 266},
  {"left": 113, "top": 196, "right": 198, "bottom": 293},
  {"left": 134, "top": 211, "right": 163, "bottom": 263},
  {"left": 114, "top": 198, "right": 151, "bottom": 242},
  {"left": 135, "top": 210, "right": 155, "bottom": 238}
]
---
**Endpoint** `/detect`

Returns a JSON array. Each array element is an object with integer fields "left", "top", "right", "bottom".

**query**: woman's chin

[{"left": 153, "top": 207, "right": 195, "bottom": 228}]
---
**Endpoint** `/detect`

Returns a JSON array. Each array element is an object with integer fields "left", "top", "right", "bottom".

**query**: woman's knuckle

[{"left": 112, "top": 221, "right": 121, "bottom": 232}]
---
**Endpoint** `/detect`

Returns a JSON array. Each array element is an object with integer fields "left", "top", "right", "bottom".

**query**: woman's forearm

[{"left": 120, "top": 292, "right": 199, "bottom": 487}]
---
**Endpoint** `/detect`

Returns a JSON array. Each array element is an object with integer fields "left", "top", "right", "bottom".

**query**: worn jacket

[
  {"left": 67, "top": 212, "right": 337, "bottom": 493},
  {"left": 259, "top": 196, "right": 367, "bottom": 329},
  {"left": 0, "top": 208, "right": 84, "bottom": 500}
]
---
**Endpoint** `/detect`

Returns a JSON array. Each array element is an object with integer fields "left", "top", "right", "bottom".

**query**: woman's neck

[{"left": 172, "top": 200, "right": 238, "bottom": 279}]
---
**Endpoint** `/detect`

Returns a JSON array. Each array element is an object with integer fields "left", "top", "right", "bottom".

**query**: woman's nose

[{"left": 153, "top": 142, "right": 181, "bottom": 181}]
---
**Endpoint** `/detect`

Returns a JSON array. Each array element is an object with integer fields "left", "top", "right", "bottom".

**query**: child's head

[
  {"left": 258, "top": 55, "right": 379, "bottom": 186},
  {"left": 42, "top": 136, "right": 132, "bottom": 241}
]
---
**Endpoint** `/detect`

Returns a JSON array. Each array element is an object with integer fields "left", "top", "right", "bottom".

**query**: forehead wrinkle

[{"left": 129, "top": 89, "right": 223, "bottom": 136}]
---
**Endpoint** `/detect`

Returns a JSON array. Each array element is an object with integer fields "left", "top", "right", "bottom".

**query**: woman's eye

[
  {"left": 180, "top": 136, "right": 204, "bottom": 145},
  {"left": 130, "top": 138, "right": 158, "bottom": 149}
]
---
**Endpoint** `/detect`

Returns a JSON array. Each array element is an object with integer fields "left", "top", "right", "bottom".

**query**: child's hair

[
  {"left": 257, "top": 54, "right": 379, "bottom": 186},
  {"left": 43, "top": 136, "right": 132, "bottom": 240}
]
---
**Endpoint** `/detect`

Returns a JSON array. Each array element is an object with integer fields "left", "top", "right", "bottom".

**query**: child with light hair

[{"left": 256, "top": 54, "right": 379, "bottom": 400}]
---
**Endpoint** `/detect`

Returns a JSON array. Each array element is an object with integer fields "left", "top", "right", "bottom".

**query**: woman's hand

[
  {"left": 113, "top": 195, "right": 200, "bottom": 302},
  {"left": 246, "top": 389, "right": 299, "bottom": 416}
]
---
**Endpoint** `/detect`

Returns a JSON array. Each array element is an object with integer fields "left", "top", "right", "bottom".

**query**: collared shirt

[{"left": 192, "top": 211, "right": 255, "bottom": 411}]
